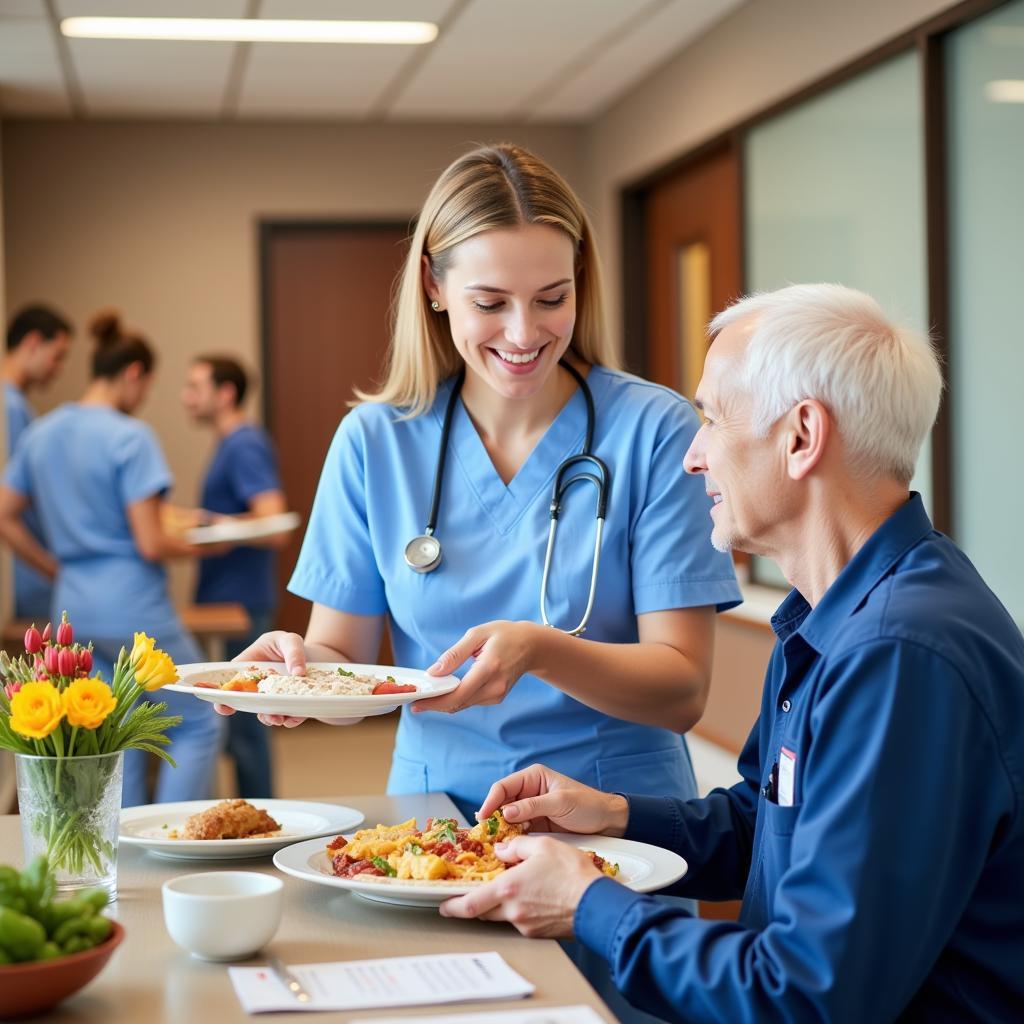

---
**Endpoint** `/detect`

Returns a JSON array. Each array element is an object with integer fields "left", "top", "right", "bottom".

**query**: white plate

[
  {"left": 165, "top": 662, "right": 459, "bottom": 718},
  {"left": 119, "top": 799, "right": 364, "bottom": 861},
  {"left": 272, "top": 833, "right": 688, "bottom": 907},
  {"left": 185, "top": 511, "right": 301, "bottom": 545}
]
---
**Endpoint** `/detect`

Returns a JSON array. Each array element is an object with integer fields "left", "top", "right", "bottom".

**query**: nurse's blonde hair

[{"left": 355, "top": 142, "right": 619, "bottom": 416}]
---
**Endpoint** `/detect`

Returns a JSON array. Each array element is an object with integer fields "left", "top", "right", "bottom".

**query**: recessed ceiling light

[
  {"left": 985, "top": 79, "right": 1024, "bottom": 103},
  {"left": 60, "top": 17, "right": 438, "bottom": 45}
]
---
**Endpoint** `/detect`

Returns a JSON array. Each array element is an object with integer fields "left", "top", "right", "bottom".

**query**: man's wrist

[{"left": 603, "top": 793, "right": 629, "bottom": 838}]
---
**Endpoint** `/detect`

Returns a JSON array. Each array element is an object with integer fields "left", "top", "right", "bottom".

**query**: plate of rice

[{"left": 164, "top": 662, "right": 459, "bottom": 717}]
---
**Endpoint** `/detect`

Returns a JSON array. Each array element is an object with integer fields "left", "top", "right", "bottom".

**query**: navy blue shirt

[
  {"left": 575, "top": 494, "right": 1024, "bottom": 1023},
  {"left": 195, "top": 424, "right": 282, "bottom": 614}
]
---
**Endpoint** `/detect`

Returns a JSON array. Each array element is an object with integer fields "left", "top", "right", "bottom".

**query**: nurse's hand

[
  {"left": 476, "top": 764, "right": 629, "bottom": 837},
  {"left": 414, "top": 620, "right": 540, "bottom": 713},
  {"left": 439, "top": 835, "right": 601, "bottom": 937},
  {"left": 212, "top": 630, "right": 362, "bottom": 729}
]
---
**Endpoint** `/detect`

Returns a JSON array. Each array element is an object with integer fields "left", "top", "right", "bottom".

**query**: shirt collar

[{"left": 769, "top": 493, "right": 935, "bottom": 652}]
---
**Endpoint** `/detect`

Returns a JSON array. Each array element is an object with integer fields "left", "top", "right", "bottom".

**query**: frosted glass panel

[
  {"left": 947, "top": 0, "right": 1024, "bottom": 626},
  {"left": 744, "top": 51, "right": 927, "bottom": 588}
]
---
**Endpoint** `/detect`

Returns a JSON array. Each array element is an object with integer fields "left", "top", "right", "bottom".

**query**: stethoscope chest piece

[{"left": 405, "top": 533, "right": 442, "bottom": 573}]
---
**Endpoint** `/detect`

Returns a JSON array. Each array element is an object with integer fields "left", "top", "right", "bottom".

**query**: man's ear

[{"left": 785, "top": 399, "right": 831, "bottom": 481}]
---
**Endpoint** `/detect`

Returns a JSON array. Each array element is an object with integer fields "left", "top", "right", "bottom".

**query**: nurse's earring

[{"left": 431, "top": 300, "right": 441, "bottom": 311}]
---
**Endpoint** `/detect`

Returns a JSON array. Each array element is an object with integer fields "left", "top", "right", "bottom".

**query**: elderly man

[{"left": 441, "top": 284, "right": 1024, "bottom": 1023}]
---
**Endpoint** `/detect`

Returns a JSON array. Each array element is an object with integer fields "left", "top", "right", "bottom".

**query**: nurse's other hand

[
  {"left": 414, "top": 620, "right": 540, "bottom": 713},
  {"left": 233, "top": 629, "right": 309, "bottom": 675},
  {"left": 476, "top": 763, "right": 629, "bottom": 837},
  {"left": 439, "top": 836, "right": 601, "bottom": 937}
]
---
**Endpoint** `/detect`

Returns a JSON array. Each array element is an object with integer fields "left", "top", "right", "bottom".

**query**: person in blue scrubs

[
  {"left": 0, "top": 310, "right": 223, "bottom": 806},
  {"left": 441, "top": 284, "right": 1024, "bottom": 1023},
  {"left": 2, "top": 304, "right": 72, "bottom": 619},
  {"left": 182, "top": 355, "right": 287, "bottom": 797},
  {"left": 223, "top": 143, "right": 739, "bottom": 812}
]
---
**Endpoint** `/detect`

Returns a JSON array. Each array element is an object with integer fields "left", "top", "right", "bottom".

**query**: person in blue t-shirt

[
  {"left": 441, "top": 285, "right": 1024, "bottom": 1024},
  {"left": 0, "top": 310, "right": 224, "bottom": 806},
  {"left": 182, "top": 355, "right": 288, "bottom": 798},
  {"left": 2, "top": 304, "right": 73, "bottom": 619}
]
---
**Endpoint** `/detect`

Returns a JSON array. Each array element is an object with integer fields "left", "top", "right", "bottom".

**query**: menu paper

[
  {"left": 230, "top": 951, "right": 535, "bottom": 1014},
  {"left": 350, "top": 1005, "right": 608, "bottom": 1024}
]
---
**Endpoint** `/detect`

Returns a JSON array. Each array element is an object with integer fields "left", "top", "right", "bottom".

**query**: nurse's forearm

[
  {"left": 0, "top": 516, "right": 58, "bottom": 579},
  {"left": 530, "top": 618, "right": 713, "bottom": 733}
]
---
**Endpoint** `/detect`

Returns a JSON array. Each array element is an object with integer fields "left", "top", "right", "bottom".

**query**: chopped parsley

[
  {"left": 336, "top": 667, "right": 355, "bottom": 677},
  {"left": 406, "top": 842, "right": 423, "bottom": 855},
  {"left": 486, "top": 814, "right": 500, "bottom": 836},
  {"left": 371, "top": 856, "right": 396, "bottom": 877},
  {"left": 386, "top": 675, "right": 396, "bottom": 683}
]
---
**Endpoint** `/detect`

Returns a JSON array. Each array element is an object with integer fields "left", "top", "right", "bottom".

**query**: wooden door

[
  {"left": 261, "top": 222, "right": 409, "bottom": 638},
  {"left": 645, "top": 143, "right": 741, "bottom": 399}
]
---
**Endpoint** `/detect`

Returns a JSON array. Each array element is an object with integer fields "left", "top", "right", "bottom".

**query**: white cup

[{"left": 162, "top": 871, "right": 283, "bottom": 961}]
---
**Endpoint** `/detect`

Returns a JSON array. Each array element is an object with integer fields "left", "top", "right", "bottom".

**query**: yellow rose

[
  {"left": 10, "top": 681, "right": 64, "bottom": 740},
  {"left": 62, "top": 678, "right": 117, "bottom": 730},
  {"left": 131, "top": 634, "right": 178, "bottom": 691}
]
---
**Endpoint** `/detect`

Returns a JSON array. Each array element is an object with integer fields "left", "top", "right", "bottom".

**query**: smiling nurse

[{"left": 227, "top": 142, "right": 740, "bottom": 816}]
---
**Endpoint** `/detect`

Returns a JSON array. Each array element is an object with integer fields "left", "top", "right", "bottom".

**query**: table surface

[{"left": 1, "top": 793, "right": 614, "bottom": 1023}]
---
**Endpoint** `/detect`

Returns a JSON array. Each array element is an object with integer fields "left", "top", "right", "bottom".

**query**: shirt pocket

[{"left": 595, "top": 746, "right": 695, "bottom": 800}]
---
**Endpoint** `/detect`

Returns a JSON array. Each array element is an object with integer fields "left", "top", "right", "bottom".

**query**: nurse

[
  {"left": 230, "top": 143, "right": 740, "bottom": 815},
  {"left": 0, "top": 310, "right": 223, "bottom": 806}
]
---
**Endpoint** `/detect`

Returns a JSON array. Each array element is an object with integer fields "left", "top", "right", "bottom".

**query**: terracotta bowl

[{"left": 0, "top": 920, "right": 125, "bottom": 1020}]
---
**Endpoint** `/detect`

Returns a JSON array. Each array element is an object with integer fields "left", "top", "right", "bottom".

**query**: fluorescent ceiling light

[
  {"left": 60, "top": 17, "right": 438, "bottom": 45},
  {"left": 985, "top": 80, "right": 1024, "bottom": 103}
]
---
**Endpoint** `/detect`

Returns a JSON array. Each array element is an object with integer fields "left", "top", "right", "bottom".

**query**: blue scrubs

[
  {"left": 3, "top": 403, "right": 223, "bottom": 806},
  {"left": 196, "top": 423, "right": 282, "bottom": 798},
  {"left": 4, "top": 382, "right": 53, "bottom": 619},
  {"left": 290, "top": 367, "right": 741, "bottom": 814},
  {"left": 575, "top": 495, "right": 1024, "bottom": 1023}
]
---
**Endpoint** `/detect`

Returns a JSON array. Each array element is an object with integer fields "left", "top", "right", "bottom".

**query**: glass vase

[{"left": 14, "top": 750, "right": 124, "bottom": 899}]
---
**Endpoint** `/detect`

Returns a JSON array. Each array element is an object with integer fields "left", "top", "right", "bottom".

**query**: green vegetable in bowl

[{"left": 0, "top": 856, "right": 112, "bottom": 964}]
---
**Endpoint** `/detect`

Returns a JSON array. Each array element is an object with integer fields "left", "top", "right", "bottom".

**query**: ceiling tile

[
  {"left": 0, "top": 17, "right": 72, "bottom": 116},
  {"left": 528, "top": 0, "right": 746, "bottom": 121},
  {"left": 240, "top": 0, "right": 453, "bottom": 118},
  {"left": 387, "top": 0, "right": 654, "bottom": 121}
]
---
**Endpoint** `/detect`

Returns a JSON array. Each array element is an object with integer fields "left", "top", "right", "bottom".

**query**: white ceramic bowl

[{"left": 162, "top": 871, "right": 283, "bottom": 961}]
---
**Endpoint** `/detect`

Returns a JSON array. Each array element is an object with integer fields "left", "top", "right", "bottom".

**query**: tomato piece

[{"left": 371, "top": 680, "right": 417, "bottom": 695}]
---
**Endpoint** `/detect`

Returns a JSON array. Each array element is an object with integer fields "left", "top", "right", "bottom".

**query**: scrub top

[
  {"left": 289, "top": 366, "right": 742, "bottom": 814},
  {"left": 195, "top": 424, "right": 281, "bottom": 614},
  {"left": 4, "top": 403, "right": 184, "bottom": 640},
  {"left": 3, "top": 382, "right": 52, "bottom": 619}
]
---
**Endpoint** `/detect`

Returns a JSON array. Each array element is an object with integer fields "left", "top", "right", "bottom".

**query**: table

[
  {"left": 178, "top": 603, "right": 252, "bottom": 661},
  {"left": 0, "top": 793, "right": 615, "bottom": 1023}
]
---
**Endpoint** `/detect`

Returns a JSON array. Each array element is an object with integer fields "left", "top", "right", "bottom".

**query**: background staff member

[
  {"left": 2, "top": 304, "right": 72, "bottom": 619},
  {"left": 182, "top": 355, "right": 287, "bottom": 798},
  {"left": 0, "top": 311, "right": 223, "bottom": 805},
  {"left": 442, "top": 285, "right": 1024, "bottom": 1024}
]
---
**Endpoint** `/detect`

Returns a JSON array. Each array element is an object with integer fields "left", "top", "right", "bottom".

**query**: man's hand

[
  {"left": 439, "top": 836, "right": 603, "bottom": 938},
  {"left": 476, "top": 763, "right": 629, "bottom": 837}
]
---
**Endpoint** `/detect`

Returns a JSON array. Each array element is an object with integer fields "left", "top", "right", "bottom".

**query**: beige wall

[
  {"left": 1, "top": 120, "right": 582, "bottom": 605},
  {"left": 581, "top": 0, "right": 961, "bottom": 351}
]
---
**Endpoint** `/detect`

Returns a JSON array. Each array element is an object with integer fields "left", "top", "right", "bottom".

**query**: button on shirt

[
  {"left": 195, "top": 424, "right": 282, "bottom": 614},
  {"left": 575, "top": 494, "right": 1024, "bottom": 1023}
]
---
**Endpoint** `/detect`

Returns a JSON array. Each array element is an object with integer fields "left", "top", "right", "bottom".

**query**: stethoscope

[{"left": 404, "top": 359, "right": 611, "bottom": 636}]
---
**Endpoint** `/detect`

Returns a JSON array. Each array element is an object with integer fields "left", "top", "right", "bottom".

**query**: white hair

[{"left": 709, "top": 284, "right": 943, "bottom": 483}]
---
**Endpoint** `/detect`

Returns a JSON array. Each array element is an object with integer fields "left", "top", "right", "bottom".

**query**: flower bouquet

[{"left": 0, "top": 613, "right": 181, "bottom": 896}]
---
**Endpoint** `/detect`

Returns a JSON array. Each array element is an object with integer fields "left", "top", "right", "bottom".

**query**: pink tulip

[
  {"left": 44, "top": 646, "right": 60, "bottom": 676},
  {"left": 56, "top": 620, "right": 73, "bottom": 647},
  {"left": 41, "top": 622, "right": 52, "bottom": 643},
  {"left": 24, "top": 626, "right": 42, "bottom": 654},
  {"left": 57, "top": 648, "right": 77, "bottom": 677},
  {"left": 4, "top": 681, "right": 22, "bottom": 699},
  {"left": 78, "top": 648, "right": 94, "bottom": 674}
]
